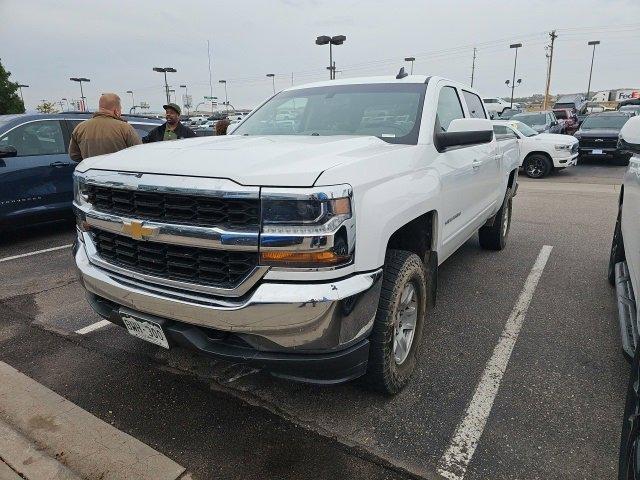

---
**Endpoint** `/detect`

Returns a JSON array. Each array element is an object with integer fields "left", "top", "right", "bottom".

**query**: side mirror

[
  {"left": 435, "top": 118, "right": 493, "bottom": 152},
  {"left": 619, "top": 116, "right": 640, "bottom": 155},
  {"left": 0, "top": 146, "right": 17, "bottom": 158}
]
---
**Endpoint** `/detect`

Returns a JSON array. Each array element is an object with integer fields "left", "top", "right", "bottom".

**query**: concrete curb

[
  {"left": 0, "top": 361, "right": 186, "bottom": 480},
  {"left": 0, "top": 418, "right": 81, "bottom": 480}
]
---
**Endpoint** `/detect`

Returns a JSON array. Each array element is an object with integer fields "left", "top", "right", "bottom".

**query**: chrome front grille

[
  {"left": 92, "top": 230, "right": 258, "bottom": 289},
  {"left": 86, "top": 184, "right": 260, "bottom": 230}
]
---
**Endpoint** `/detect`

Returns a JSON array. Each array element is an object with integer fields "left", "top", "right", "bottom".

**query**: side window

[
  {"left": 462, "top": 91, "right": 487, "bottom": 119},
  {"left": 0, "top": 120, "right": 66, "bottom": 157},
  {"left": 131, "top": 123, "right": 156, "bottom": 139},
  {"left": 435, "top": 86, "right": 465, "bottom": 132},
  {"left": 493, "top": 125, "right": 508, "bottom": 140}
]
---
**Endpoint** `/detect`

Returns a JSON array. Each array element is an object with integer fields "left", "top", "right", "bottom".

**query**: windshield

[
  {"left": 233, "top": 83, "right": 426, "bottom": 144},
  {"left": 512, "top": 113, "right": 546, "bottom": 126},
  {"left": 509, "top": 120, "right": 538, "bottom": 137},
  {"left": 554, "top": 110, "right": 568, "bottom": 119},
  {"left": 581, "top": 115, "right": 629, "bottom": 129}
]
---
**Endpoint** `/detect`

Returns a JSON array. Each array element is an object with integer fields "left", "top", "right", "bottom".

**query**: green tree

[
  {"left": 0, "top": 59, "right": 25, "bottom": 114},
  {"left": 36, "top": 101, "right": 58, "bottom": 114}
]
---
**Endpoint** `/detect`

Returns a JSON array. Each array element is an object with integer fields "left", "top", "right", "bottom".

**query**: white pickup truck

[{"left": 72, "top": 74, "right": 519, "bottom": 394}]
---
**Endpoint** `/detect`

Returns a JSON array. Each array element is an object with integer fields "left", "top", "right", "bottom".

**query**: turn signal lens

[{"left": 260, "top": 250, "right": 350, "bottom": 267}]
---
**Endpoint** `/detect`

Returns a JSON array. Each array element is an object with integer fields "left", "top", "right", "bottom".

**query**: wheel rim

[
  {"left": 502, "top": 199, "right": 511, "bottom": 238},
  {"left": 393, "top": 282, "right": 418, "bottom": 365},
  {"left": 526, "top": 158, "right": 545, "bottom": 178}
]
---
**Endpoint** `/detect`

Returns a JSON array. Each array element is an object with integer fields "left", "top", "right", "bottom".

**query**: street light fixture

[
  {"left": 219, "top": 80, "right": 229, "bottom": 111},
  {"left": 508, "top": 43, "right": 522, "bottom": 109},
  {"left": 315, "top": 35, "right": 346, "bottom": 80},
  {"left": 152, "top": 67, "right": 177, "bottom": 104},
  {"left": 126, "top": 90, "right": 135, "bottom": 110},
  {"left": 404, "top": 57, "right": 416, "bottom": 75},
  {"left": 70, "top": 77, "right": 90, "bottom": 111},
  {"left": 586, "top": 40, "right": 600, "bottom": 101},
  {"left": 17, "top": 84, "right": 29, "bottom": 105},
  {"left": 266, "top": 74, "right": 275, "bottom": 94}
]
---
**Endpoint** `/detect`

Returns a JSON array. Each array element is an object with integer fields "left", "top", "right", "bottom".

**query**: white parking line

[
  {"left": 0, "top": 244, "right": 72, "bottom": 263},
  {"left": 75, "top": 319, "right": 112, "bottom": 335},
  {"left": 437, "top": 245, "right": 553, "bottom": 480}
]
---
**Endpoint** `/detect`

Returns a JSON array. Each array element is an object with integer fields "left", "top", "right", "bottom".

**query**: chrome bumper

[{"left": 74, "top": 237, "right": 382, "bottom": 352}]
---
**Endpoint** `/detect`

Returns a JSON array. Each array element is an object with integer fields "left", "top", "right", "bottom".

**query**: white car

[
  {"left": 483, "top": 97, "right": 513, "bottom": 117},
  {"left": 73, "top": 74, "right": 519, "bottom": 394},
  {"left": 493, "top": 120, "right": 578, "bottom": 178}
]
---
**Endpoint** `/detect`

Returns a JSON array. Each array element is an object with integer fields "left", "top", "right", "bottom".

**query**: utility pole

[
  {"left": 470, "top": 47, "right": 477, "bottom": 87},
  {"left": 543, "top": 30, "right": 557, "bottom": 110}
]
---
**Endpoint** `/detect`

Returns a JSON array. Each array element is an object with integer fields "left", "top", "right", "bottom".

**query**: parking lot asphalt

[{"left": 0, "top": 160, "right": 630, "bottom": 479}]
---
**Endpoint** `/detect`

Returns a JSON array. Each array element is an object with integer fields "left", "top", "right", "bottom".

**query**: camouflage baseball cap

[{"left": 163, "top": 103, "right": 181, "bottom": 114}]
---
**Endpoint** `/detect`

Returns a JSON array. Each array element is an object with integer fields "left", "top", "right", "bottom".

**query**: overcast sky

[{"left": 2, "top": 0, "right": 639, "bottom": 113}]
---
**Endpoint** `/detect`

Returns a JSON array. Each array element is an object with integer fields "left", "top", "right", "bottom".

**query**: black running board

[{"left": 615, "top": 261, "right": 638, "bottom": 359}]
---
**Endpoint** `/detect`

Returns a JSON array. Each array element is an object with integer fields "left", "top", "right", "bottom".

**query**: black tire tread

[{"left": 362, "top": 249, "right": 427, "bottom": 395}]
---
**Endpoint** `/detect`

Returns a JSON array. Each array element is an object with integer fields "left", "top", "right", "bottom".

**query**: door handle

[
  {"left": 49, "top": 161, "right": 71, "bottom": 167},
  {"left": 472, "top": 159, "right": 482, "bottom": 170}
]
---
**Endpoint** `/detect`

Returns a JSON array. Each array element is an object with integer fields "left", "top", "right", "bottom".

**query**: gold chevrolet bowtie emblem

[{"left": 121, "top": 220, "right": 158, "bottom": 240}]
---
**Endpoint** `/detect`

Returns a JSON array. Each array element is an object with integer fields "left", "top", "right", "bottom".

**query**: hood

[
  {"left": 535, "top": 133, "right": 577, "bottom": 144},
  {"left": 576, "top": 128, "right": 620, "bottom": 137},
  {"left": 76, "top": 135, "right": 406, "bottom": 187}
]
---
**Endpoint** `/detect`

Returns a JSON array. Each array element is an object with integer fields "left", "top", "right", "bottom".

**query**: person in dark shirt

[{"left": 142, "top": 103, "right": 196, "bottom": 143}]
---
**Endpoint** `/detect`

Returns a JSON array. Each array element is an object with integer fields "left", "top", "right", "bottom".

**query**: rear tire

[
  {"left": 608, "top": 205, "right": 625, "bottom": 286},
  {"left": 479, "top": 188, "right": 512, "bottom": 251},
  {"left": 524, "top": 154, "right": 552, "bottom": 178},
  {"left": 363, "top": 250, "right": 427, "bottom": 395}
]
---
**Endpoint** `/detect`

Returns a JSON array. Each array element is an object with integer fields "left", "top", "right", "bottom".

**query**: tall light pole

[
  {"left": 17, "top": 84, "right": 29, "bottom": 105},
  {"left": 404, "top": 57, "right": 415, "bottom": 75},
  {"left": 180, "top": 84, "right": 189, "bottom": 115},
  {"left": 586, "top": 40, "right": 600, "bottom": 101},
  {"left": 508, "top": 43, "right": 522, "bottom": 109},
  {"left": 315, "top": 35, "right": 346, "bottom": 80},
  {"left": 266, "top": 74, "right": 275, "bottom": 94},
  {"left": 219, "top": 80, "right": 229, "bottom": 111},
  {"left": 153, "top": 67, "right": 177, "bottom": 104},
  {"left": 70, "top": 77, "right": 90, "bottom": 111}
]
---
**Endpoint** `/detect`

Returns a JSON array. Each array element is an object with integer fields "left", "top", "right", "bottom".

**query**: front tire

[
  {"left": 363, "top": 250, "right": 428, "bottom": 395},
  {"left": 608, "top": 205, "right": 625, "bottom": 286},
  {"left": 524, "top": 154, "right": 552, "bottom": 178},
  {"left": 479, "top": 188, "right": 512, "bottom": 251}
]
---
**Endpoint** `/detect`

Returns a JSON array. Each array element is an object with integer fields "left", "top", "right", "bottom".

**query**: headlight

[
  {"left": 73, "top": 174, "right": 91, "bottom": 232},
  {"left": 73, "top": 174, "right": 89, "bottom": 206},
  {"left": 260, "top": 185, "right": 354, "bottom": 268},
  {"left": 554, "top": 144, "right": 571, "bottom": 151}
]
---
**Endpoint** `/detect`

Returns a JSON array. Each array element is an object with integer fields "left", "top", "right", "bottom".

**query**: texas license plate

[
  {"left": 122, "top": 314, "right": 169, "bottom": 349},
  {"left": 592, "top": 149, "right": 603, "bottom": 155}
]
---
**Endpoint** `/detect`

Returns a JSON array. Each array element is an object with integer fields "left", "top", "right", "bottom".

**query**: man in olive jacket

[
  {"left": 69, "top": 93, "right": 141, "bottom": 161},
  {"left": 142, "top": 103, "right": 196, "bottom": 143}
]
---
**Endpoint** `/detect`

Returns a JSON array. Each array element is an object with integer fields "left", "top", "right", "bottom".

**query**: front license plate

[
  {"left": 592, "top": 149, "right": 603, "bottom": 155},
  {"left": 122, "top": 315, "right": 169, "bottom": 349}
]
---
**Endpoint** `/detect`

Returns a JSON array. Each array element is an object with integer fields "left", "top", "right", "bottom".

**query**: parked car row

[{"left": 0, "top": 112, "right": 161, "bottom": 230}]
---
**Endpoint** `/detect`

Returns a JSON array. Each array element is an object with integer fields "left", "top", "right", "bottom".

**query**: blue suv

[{"left": 0, "top": 113, "right": 161, "bottom": 230}]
